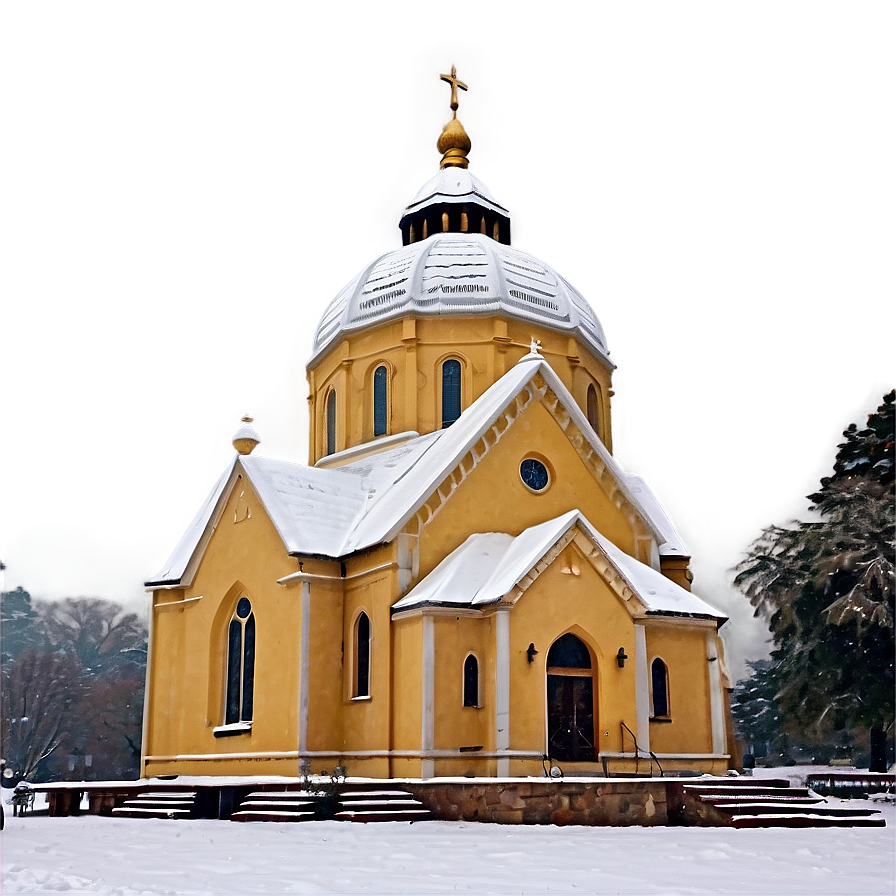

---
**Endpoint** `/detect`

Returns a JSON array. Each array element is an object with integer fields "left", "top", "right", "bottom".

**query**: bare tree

[
  {"left": 1, "top": 650, "right": 83, "bottom": 780},
  {"left": 40, "top": 598, "right": 146, "bottom": 678}
]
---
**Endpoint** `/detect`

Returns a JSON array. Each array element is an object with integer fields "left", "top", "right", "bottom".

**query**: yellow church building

[{"left": 141, "top": 71, "right": 734, "bottom": 781}]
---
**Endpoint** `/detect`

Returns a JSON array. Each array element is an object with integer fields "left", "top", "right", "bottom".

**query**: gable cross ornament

[{"left": 440, "top": 65, "right": 468, "bottom": 116}]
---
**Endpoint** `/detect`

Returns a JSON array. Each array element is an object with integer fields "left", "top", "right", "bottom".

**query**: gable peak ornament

[{"left": 232, "top": 415, "right": 261, "bottom": 456}]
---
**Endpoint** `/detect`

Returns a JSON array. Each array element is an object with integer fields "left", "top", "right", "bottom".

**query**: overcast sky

[{"left": 2, "top": 2, "right": 893, "bottom": 680}]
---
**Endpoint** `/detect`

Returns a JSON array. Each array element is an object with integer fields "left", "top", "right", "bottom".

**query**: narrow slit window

[
  {"left": 651, "top": 658, "right": 669, "bottom": 718},
  {"left": 586, "top": 384, "right": 599, "bottom": 434},
  {"left": 355, "top": 611, "right": 370, "bottom": 697},
  {"left": 373, "top": 366, "right": 388, "bottom": 437},
  {"left": 441, "top": 359, "right": 462, "bottom": 428},
  {"left": 326, "top": 390, "right": 337, "bottom": 455},
  {"left": 225, "top": 596, "right": 255, "bottom": 724},
  {"left": 463, "top": 654, "right": 479, "bottom": 707}
]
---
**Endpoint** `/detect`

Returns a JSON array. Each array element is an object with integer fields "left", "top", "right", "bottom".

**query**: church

[{"left": 141, "top": 69, "right": 734, "bottom": 780}]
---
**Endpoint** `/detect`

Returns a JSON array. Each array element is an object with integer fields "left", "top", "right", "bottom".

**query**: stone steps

[
  {"left": 731, "top": 812, "right": 887, "bottom": 828},
  {"left": 111, "top": 791, "right": 197, "bottom": 820},
  {"left": 682, "top": 778, "right": 886, "bottom": 828},
  {"left": 230, "top": 787, "right": 432, "bottom": 823},
  {"left": 714, "top": 801, "right": 881, "bottom": 817},
  {"left": 231, "top": 790, "right": 322, "bottom": 823},
  {"left": 334, "top": 809, "right": 432, "bottom": 822},
  {"left": 334, "top": 789, "right": 431, "bottom": 823}
]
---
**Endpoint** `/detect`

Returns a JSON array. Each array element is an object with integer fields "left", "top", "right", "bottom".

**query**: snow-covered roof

[
  {"left": 145, "top": 457, "right": 368, "bottom": 587},
  {"left": 309, "top": 233, "right": 609, "bottom": 366},
  {"left": 392, "top": 509, "right": 725, "bottom": 622},
  {"left": 624, "top": 475, "right": 689, "bottom": 559},
  {"left": 147, "top": 356, "right": 673, "bottom": 587},
  {"left": 404, "top": 167, "right": 508, "bottom": 215},
  {"left": 336, "top": 354, "right": 661, "bottom": 553}
]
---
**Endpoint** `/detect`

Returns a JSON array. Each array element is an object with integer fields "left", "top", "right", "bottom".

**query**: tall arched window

[
  {"left": 326, "top": 390, "right": 337, "bottom": 456},
  {"left": 354, "top": 611, "right": 370, "bottom": 697},
  {"left": 373, "top": 365, "right": 388, "bottom": 437},
  {"left": 651, "top": 658, "right": 669, "bottom": 718},
  {"left": 586, "top": 384, "right": 600, "bottom": 435},
  {"left": 463, "top": 654, "right": 479, "bottom": 707},
  {"left": 225, "top": 596, "right": 255, "bottom": 724},
  {"left": 441, "top": 359, "right": 462, "bottom": 428}
]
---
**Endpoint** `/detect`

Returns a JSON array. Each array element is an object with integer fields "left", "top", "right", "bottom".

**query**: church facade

[{"left": 141, "top": 72, "right": 734, "bottom": 780}]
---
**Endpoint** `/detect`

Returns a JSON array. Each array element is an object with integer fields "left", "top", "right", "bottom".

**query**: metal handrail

[{"left": 619, "top": 721, "right": 664, "bottom": 777}]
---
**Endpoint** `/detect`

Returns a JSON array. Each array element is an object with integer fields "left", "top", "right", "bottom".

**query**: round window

[{"left": 520, "top": 458, "right": 550, "bottom": 492}]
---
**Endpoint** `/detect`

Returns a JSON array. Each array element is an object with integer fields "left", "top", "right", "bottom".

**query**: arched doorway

[{"left": 546, "top": 633, "right": 596, "bottom": 762}]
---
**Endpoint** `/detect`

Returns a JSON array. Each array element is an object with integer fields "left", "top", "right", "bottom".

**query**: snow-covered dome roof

[
  {"left": 310, "top": 232, "right": 609, "bottom": 364},
  {"left": 404, "top": 167, "right": 508, "bottom": 217}
]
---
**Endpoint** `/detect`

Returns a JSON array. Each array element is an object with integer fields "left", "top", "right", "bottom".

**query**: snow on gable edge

[
  {"left": 586, "top": 522, "right": 726, "bottom": 623},
  {"left": 144, "top": 460, "right": 239, "bottom": 588},
  {"left": 623, "top": 474, "right": 690, "bottom": 559},
  {"left": 343, "top": 357, "right": 664, "bottom": 555}
]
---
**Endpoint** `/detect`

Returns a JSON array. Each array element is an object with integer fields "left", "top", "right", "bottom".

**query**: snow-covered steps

[
  {"left": 231, "top": 791, "right": 323, "bottom": 823},
  {"left": 111, "top": 791, "right": 197, "bottom": 820},
  {"left": 679, "top": 778, "right": 886, "bottom": 828},
  {"left": 730, "top": 811, "right": 886, "bottom": 829},
  {"left": 334, "top": 789, "right": 432, "bottom": 823}
]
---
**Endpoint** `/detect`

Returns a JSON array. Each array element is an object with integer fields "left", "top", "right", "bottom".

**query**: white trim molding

[
  {"left": 706, "top": 631, "right": 726, "bottom": 754},
  {"left": 421, "top": 614, "right": 435, "bottom": 778},
  {"left": 495, "top": 607, "right": 511, "bottom": 776},
  {"left": 298, "top": 581, "right": 311, "bottom": 754},
  {"left": 634, "top": 624, "right": 650, "bottom": 753}
]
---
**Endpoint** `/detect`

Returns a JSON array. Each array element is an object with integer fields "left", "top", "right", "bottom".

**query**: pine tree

[
  {"left": 731, "top": 660, "right": 783, "bottom": 759},
  {"left": 734, "top": 391, "right": 894, "bottom": 771}
]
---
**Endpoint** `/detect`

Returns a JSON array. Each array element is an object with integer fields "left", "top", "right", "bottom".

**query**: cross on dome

[{"left": 440, "top": 65, "right": 467, "bottom": 116}]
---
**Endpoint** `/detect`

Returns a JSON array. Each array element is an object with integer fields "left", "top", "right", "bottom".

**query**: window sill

[
  {"left": 213, "top": 722, "right": 252, "bottom": 737},
  {"left": 350, "top": 695, "right": 372, "bottom": 702},
  {"left": 649, "top": 716, "right": 672, "bottom": 724}
]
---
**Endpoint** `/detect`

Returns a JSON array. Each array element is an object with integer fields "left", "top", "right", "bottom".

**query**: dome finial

[
  {"left": 232, "top": 415, "right": 261, "bottom": 456},
  {"left": 438, "top": 65, "right": 471, "bottom": 169}
]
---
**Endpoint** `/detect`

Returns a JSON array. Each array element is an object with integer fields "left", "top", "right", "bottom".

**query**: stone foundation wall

[{"left": 403, "top": 779, "right": 669, "bottom": 826}]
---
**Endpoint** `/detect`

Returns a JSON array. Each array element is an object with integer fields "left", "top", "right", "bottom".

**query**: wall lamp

[
  {"left": 526, "top": 643, "right": 539, "bottom": 663},
  {"left": 616, "top": 647, "right": 628, "bottom": 668}
]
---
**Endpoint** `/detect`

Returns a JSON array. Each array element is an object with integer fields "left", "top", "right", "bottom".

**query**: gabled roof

[
  {"left": 145, "top": 457, "right": 368, "bottom": 587},
  {"left": 336, "top": 353, "right": 663, "bottom": 553},
  {"left": 147, "top": 354, "right": 686, "bottom": 587},
  {"left": 392, "top": 510, "right": 725, "bottom": 623}
]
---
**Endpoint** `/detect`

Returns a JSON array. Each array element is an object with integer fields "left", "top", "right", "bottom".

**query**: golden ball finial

[
  {"left": 232, "top": 415, "right": 261, "bottom": 456},
  {"left": 437, "top": 118, "right": 471, "bottom": 169}
]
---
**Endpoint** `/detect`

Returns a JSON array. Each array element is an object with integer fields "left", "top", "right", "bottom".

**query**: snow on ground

[{"left": 2, "top": 768, "right": 894, "bottom": 895}]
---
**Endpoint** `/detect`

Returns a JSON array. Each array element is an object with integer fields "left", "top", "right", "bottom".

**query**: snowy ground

[{"left": 2, "top": 772, "right": 893, "bottom": 895}]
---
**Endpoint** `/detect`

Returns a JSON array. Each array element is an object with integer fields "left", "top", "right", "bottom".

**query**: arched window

[
  {"left": 463, "top": 654, "right": 479, "bottom": 707},
  {"left": 326, "top": 390, "right": 337, "bottom": 456},
  {"left": 225, "top": 596, "right": 255, "bottom": 724},
  {"left": 586, "top": 384, "right": 600, "bottom": 434},
  {"left": 373, "top": 365, "right": 388, "bottom": 437},
  {"left": 354, "top": 611, "right": 370, "bottom": 698},
  {"left": 441, "top": 359, "right": 462, "bottom": 428},
  {"left": 651, "top": 658, "right": 669, "bottom": 718}
]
